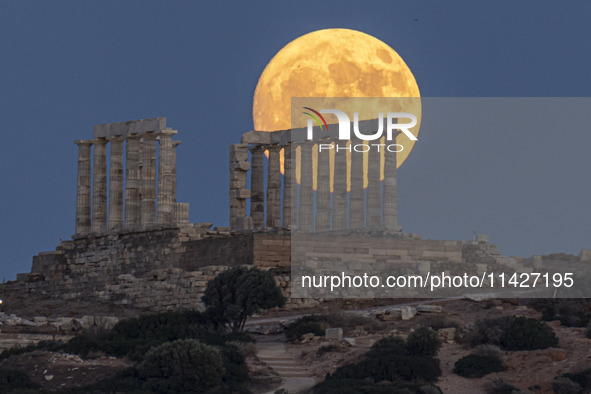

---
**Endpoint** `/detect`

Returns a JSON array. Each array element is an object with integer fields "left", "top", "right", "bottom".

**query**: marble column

[
  {"left": 282, "top": 146, "right": 293, "bottom": 228},
  {"left": 91, "top": 137, "right": 108, "bottom": 232},
  {"left": 157, "top": 129, "right": 177, "bottom": 224},
  {"left": 125, "top": 133, "right": 141, "bottom": 227},
  {"left": 383, "top": 144, "right": 400, "bottom": 231},
  {"left": 266, "top": 145, "right": 281, "bottom": 228},
  {"left": 108, "top": 136, "right": 125, "bottom": 230},
  {"left": 349, "top": 138, "right": 364, "bottom": 229},
  {"left": 141, "top": 132, "right": 158, "bottom": 227},
  {"left": 316, "top": 141, "right": 331, "bottom": 231},
  {"left": 249, "top": 146, "right": 265, "bottom": 228},
  {"left": 172, "top": 140, "right": 180, "bottom": 203},
  {"left": 299, "top": 142, "right": 313, "bottom": 232},
  {"left": 74, "top": 140, "right": 93, "bottom": 234},
  {"left": 332, "top": 140, "right": 347, "bottom": 230},
  {"left": 366, "top": 143, "right": 381, "bottom": 228},
  {"left": 229, "top": 143, "right": 250, "bottom": 229}
]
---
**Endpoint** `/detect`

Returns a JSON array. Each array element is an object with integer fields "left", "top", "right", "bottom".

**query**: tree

[{"left": 202, "top": 266, "right": 286, "bottom": 332}]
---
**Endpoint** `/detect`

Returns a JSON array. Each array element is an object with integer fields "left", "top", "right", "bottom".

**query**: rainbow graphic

[{"left": 302, "top": 107, "right": 328, "bottom": 132}]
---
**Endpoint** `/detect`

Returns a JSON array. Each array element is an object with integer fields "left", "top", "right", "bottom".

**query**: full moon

[{"left": 252, "top": 28, "right": 421, "bottom": 168}]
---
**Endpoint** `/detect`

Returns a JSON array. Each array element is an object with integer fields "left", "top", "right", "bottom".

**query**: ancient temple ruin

[
  {"left": 229, "top": 122, "right": 402, "bottom": 233},
  {"left": 73, "top": 117, "right": 189, "bottom": 235},
  {"left": 3, "top": 116, "right": 585, "bottom": 311}
]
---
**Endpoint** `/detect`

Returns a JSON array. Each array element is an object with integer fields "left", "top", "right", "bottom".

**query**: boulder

[
  {"left": 325, "top": 328, "right": 343, "bottom": 341},
  {"left": 416, "top": 305, "right": 442, "bottom": 313},
  {"left": 542, "top": 348, "right": 567, "bottom": 361},
  {"left": 300, "top": 333, "right": 315, "bottom": 343},
  {"left": 437, "top": 327, "right": 456, "bottom": 343},
  {"left": 401, "top": 306, "right": 417, "bottom": 320}
]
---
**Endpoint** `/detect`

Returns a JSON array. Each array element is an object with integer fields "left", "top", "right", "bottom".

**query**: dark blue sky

[{"left": 1, "top": 1, "right": 590, "bottom": 280}]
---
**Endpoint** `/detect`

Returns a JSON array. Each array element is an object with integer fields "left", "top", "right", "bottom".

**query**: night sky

[{"left": 1, "top": 1, "right": 590, "bottom": 280}]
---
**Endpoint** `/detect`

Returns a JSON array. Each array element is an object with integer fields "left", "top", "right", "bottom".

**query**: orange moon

[{"left": 252, "top": 28, "right": 421, "bottom": 168}]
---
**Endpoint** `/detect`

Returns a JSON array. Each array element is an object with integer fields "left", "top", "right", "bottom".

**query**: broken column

[
  {"left": 229, "top": 143, "right": 251, "bottom": 229},
  {"left": 141, "top": 132, "right": 158, "bottom": 227},
  {"left": 175, "top": 202, "right": 190, "bottom": 224},
  {"left": 91, "top": 137, "right": 108, "bottom": 232},
  {"left": 108, "top": 135, "right": 125, "bottom": 230},
  {"left": 74, "top": 140, "right": 93, "bottom": 234},
  {"left": 157, "top": 129, "right": 177, "bottom": 224}
]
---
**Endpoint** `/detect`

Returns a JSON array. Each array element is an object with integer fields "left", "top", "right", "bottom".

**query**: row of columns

[
  {"left": 74, "top": 130, "right": 180, "bottom": 235},
  {"left": 229, "top": 137, "right": 400, "bottom": 233}
]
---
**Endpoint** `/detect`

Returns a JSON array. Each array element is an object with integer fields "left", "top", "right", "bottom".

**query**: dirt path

[{"left": 245, "top": 297, "right": 462, "bottom": 328}]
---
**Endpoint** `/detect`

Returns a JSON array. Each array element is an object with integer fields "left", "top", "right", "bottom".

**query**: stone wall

[
  {"left": 7, "top": 227, "right": 584, "bottom": 312},
  {"left": 4, "top": 227, "right": 470, "bottom": 311},
  {"left": 7, "top": 225, "right": 293, "bottom": 312}
]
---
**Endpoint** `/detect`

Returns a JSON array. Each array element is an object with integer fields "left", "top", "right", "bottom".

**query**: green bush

[
  {"left": 454, "top": 354, "right": 504, "bottom": 378},
  {"left": 473, "top": 344, "right": 504, "bottom": 361},
  {"left": 88, "top": 310, "right": 254, "bottom": 361},
  {"left": 530, "top": 299, "right": 591, "bottom": 327},
  {"left": 0, "top": 340, "right": 63, "bottom": 361},
  {"left": 0, "top": 369, "right": 39, "bottom": 391},
  {"left": 420, "top": 315, "right": 461, "bottom": 330},
  {"left": 313, "top": 378, "right": 442, "bottom": 393},
  {"left": 219, "top": 344, "right": 249, "bottom": 389},
  {"left": 285, "top": 316, "right": 327, "bottom": 342},
  {"left": 407, "top": 327, "right": 441, "bottom": 357},
  {"left": 367, "top": 336, "right": 407, "bottom": 358},
  {"left": 226, "top": 340, "right": 257, "bottom": 358},
  {"left": 557, "top": 369, "right": 591, "bottom": 392},
  {"left": 552, "top": 377, "right": 582, "bottom": 394},
  {"left": 499, "top": 317, "right": 558, "bottom": 351},
  {"left": 137, "top": 339, "right": 225, "bottom": 393},
  {"left": 61, "top": 335, "right": 101, "bottom": 358},
  {"left": 468, "top": 316, "right": 515, "bottom": 347},
  {"left": 330, "top": 355, "right": 441, "bottom": 383},
  {"left": 483, "top": 377, "right": 522, "bottom": 394},
  {"left": 326, "top": 331, "right": 442, "bottom": 386}
]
